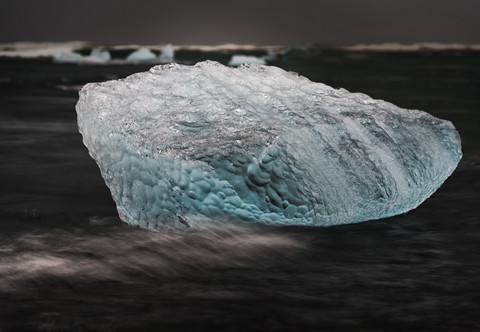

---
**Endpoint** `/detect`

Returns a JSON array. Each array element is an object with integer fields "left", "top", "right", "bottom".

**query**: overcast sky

[{"left": 1, "top": 0, "right": 479, "bottom": 46}]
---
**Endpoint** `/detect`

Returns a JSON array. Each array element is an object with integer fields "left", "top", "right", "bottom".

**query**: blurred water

[{"left": 0, "top": 51, "right": 479, "bottom": 331}]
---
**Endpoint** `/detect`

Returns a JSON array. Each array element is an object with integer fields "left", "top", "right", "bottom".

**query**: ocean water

[{"left": 0, "top": 48, "right": 479, "bottom": 331}]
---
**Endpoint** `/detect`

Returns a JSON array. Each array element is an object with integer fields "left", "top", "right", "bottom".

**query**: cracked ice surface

[{"left": 76, "top": 61, "right": 462, "bottom": 228}]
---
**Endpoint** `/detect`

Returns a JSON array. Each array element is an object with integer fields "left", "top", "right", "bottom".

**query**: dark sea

[{"left": 1, "top": 46, "right": 479, "bottom": 331}]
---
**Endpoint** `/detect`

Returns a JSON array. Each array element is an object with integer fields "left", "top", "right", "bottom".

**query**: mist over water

[
  {"left": 1, "top": 49, "right": 479, "bottom": 330},
  {"left": 0, "top": 218, "right": 303, "bottom": 284}
]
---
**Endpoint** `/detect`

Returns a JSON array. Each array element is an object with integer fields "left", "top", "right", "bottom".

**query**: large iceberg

[{"left": 76, "top": 61, "right": 461, "bottom": 228}]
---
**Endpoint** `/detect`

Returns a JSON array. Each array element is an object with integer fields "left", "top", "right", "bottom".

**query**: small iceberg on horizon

[
  {"left": 126, "top": 48, "right": 157, "bottom": 62},
  {"left": 54, "top": 51, "right": 84, "bottom": 63},
  {"left": 54, "top": 48, "right": 111, "bottom": 64},
  {"left": 158, "top": 43, "right": 174, "bottom": 63},
  {"left": 228, "top": 55, "right": 266, "bottom": 66},
  {"left": 82, "top": 48, "right": 111, "bottom": 63},
  {"left": 125, "top": 44, "right": 174, "bottom": 64},
  {"left": 0, "top": 41, "right": 88, "bottom": 58},
  {"left": 76, "top": 61, "right": 462, "bottom": 229}
]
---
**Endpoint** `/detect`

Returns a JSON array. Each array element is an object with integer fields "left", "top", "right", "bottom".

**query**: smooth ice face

[{"left": 76, "top": 61, "right": 462, "bottom": 228}]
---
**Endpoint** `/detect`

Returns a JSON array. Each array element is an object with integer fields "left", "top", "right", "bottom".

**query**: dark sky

[{"left": 1, "top": 0, "right": 479, "bottom": 46}]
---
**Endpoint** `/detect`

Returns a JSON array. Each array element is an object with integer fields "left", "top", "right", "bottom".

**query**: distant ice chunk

[
  {"left": 282, "top": 45, "right": 309, "bottom": 60},
  {"left": 0, "top": 41, "right": 88, "bottom": 58},
  {"left": 82, "top": 48, "right": 111, "bottom": 63},
  {"left": 76, "top": 61, "right": 462, "bottom": 229},
  {"left": 126, "top": 48, "right": 157, "bottom": 62},
  {"left": 262, "top": 53, "right": 280, "bottom": 63},
  {"left": 158, "top": 43, "right": 174, "bottom": 62},
  {"left": 53, "top": 48, "right": 111, "bottom": 64},
  {"left": 343, "top": 42, "right": 480, "bottom": 52},
  {"left": 125, "top": 45, "right": 173, "bottom": 64},
  {"left": 53, "top": 51, "right": 84, "bottom": 63},
  {"left": 228, "top": 55, "right": 266, "bottom": 66}
]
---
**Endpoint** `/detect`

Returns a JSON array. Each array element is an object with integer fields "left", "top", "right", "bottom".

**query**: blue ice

[{"left": 76, "top": 61, "right": 462, "bottom": 228}]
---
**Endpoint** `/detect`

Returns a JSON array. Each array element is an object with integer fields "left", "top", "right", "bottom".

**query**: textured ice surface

[{"left": 76, "top": 61, "right": 462, "bottom": 228}]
